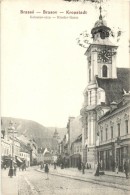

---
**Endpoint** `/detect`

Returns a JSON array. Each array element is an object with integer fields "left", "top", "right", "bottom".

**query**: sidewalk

[
  {"left": 36, "top": 166, "right": 130, "bottom": 191},
  {"left": 1, "top": 169, "right": 18, "bottom": 195}
]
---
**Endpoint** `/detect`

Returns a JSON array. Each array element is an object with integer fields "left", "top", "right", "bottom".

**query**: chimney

[
  {"left": 123, "top": 93, "right": 130, "bottom": 104},
  {"left": 110, "top": 101, "right": 117, "bottom": 112}
]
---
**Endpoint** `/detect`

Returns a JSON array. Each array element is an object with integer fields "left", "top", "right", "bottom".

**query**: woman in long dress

[{"left": 45, "top": 164, "right": 49, "bottom": 180}]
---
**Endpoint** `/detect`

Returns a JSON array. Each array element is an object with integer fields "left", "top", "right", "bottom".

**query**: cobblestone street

[{"left": 2, "top": 166, "right": 130, "bottom": 195}]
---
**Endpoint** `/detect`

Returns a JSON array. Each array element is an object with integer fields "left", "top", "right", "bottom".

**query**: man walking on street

[
  {"left": 45, "top": 164, "right": 49, "bottom": 180},
  {"left": 124, "top": 160, "right": 129, "bottom": 179},
  {"left": 14, "top": 163, "right": 17, "bottom": 176},
  {"left": 82, "top": 162, "right": 85, "bottom": 174}
]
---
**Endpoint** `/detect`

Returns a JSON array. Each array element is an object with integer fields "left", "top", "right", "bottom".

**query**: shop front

[
  {"left": 97, "top": 142, "right": 115, "bottom": 171},
  {"left": 70, "top": 154, "right": 81, "bottom": 168},
  {"left": 1, "top": 155, "right": 12, "bottom": 168},
  {"left": 97, "top": 139, "right": 130, "bottom": 172},
  {"left": 116, "top": 144, "right": 130, "bottom": 172}
]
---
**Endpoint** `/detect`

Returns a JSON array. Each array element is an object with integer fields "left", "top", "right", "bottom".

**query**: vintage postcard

[{"left": 1, "top": 0, "right": 130, "bottom": 194}]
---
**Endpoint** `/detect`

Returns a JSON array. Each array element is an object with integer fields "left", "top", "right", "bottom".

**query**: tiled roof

[
  {"left": 117, "top": 68, "right": 130, "bottom": 92},
  {"left": 96, "top": 68, "right": 130, "bottom": 105},
  {"left": 98, "top": 99, "right": 130, "bottom": 122},
  {"left": 73, "top": 134, "right": 82, "bottom": 143}
]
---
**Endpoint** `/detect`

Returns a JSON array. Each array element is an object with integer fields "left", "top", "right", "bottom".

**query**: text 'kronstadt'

[
  {"left": 42, "top": 10, "right": 87, "bottom": 14},
  {"left": 20, "top": 10, "right": 87, "bottom": 15},
  {"left": 66, "top": 10, "right": 87, "bottom": 14}
]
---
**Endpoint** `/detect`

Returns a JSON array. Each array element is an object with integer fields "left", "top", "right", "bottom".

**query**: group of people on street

[
  {"left": 94, "top": 160, "right": 129, "bottom": 179},
  {"left": 19, "top": 162, "right": 27, "bottom": 171},
  {"left": 8, "top": 159, "right": 27, "bottom": 178}
]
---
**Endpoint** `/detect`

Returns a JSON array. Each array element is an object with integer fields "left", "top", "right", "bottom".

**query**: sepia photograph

[{"left": 1, "top": 0, "right": 130, "bottom": 194}]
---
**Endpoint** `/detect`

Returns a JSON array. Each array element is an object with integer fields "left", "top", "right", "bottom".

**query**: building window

[
  {"left": 90, "top": 91, "right": 91, "bottom": 105},
  {"left": 101, "top": 130, "right": 103, "bottom": 142},
  {"left": 85, "top": 116, "right": 88, "bottom": 138},
  {"left": 89, "top": 68, "right": 91, "bottom": 82},
  {"left": 106, "top": 128, "right": 108, "bottom": 140},
  {"left": 102, "top": 65, "right": 107, "bottom": 77},
  {"left": 125, "top": 120, "right": 128, "bottom": 134},
  {"left": 80, "top": 145, "right": 82, "bottom": 152},
  {"left": 117, "top": 123, "right": 120, "bottom": 137},
  {"left": 77, "top": 146, "right": 79, "bottom": 153},
  {"left": 111, "top": 126, "right": 113, "bottom": 139}
]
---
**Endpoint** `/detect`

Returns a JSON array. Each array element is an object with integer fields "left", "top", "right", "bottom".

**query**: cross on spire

[{"left": 99, "top": 6, "right": 102, "bottom": 20}]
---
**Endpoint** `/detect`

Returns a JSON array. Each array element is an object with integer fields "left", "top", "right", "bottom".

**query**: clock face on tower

[{"left": 98, "top": 48, "right": 112, "bottom": 64}]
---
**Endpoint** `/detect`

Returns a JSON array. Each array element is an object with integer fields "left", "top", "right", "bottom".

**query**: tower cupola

[{"left": 91, "top": 6, "right": 111, "bottom": 41}]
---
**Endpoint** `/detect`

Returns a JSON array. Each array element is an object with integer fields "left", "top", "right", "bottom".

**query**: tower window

[
  {"left": 117, "top": 123, "right": 120, "bottom": 137},
  {"left": 101, "top": 130, "right": 103, "bottom": 142},
  {"left": 89, "top": 68, "right": 91, "bottom": 82},
  {"left": 102, "top": 65, "right": 108, "bottom": 77},
  {"left": 106, "top": 128, "right": 108, "bottom": 140},
  {"left": 111, "top": 126, "right": 113, "bottom": 139},
  {"left": 89, "top": 69, "right": 91, "bottom": 81},
  {"left": 125, "top": 120, "right": 128, "bottom": 134},
  {"left": 90, "top": 91, "right": 91, "bottom": 105}
]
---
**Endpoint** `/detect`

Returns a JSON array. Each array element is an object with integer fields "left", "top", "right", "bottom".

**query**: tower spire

[
  {"left": 99, "top": 0, "right": 102, "bottom": 20},
  {"left": 99, "top": 5, "right": 102, "bottom": 20}
]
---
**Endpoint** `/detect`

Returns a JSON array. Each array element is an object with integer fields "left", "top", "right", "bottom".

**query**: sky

[{"left": 1, "top": 0, "right": 129, "bottom": 127}]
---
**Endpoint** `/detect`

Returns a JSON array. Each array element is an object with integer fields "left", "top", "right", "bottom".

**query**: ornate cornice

[
  {"left": 117, "top": 117, "right": 121, "bottom": 124},
  {"left": 124, "top": 113, "right": 129, "bottom": 120}
]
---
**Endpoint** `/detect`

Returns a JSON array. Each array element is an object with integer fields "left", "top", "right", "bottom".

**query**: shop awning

[
  {"left": 17, "top": 157, "right": 23, "bottom": 163},
  {"left": 70, "top": 154, "right": 81, "bottom": 159}
]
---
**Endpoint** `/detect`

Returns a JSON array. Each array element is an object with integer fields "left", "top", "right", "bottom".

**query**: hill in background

[{"left": 1, "top": 117, "right": 67, "bottom": 148}]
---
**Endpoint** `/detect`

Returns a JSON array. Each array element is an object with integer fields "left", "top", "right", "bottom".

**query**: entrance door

[
  {"left": 106, "top": 151, "right": 109, "bottom": 170},
  {"left": 116, "top": 148, "right": 123, "bottom": 172}
]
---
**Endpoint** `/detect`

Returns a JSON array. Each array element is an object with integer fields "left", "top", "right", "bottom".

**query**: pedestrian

[
  {"left": 78, "top": 162, "right": 81, "bottom": 171},
  {"left": 19, "top": 164, "right": 22, "bottom": 171},
  {"left": 82, "top": 162, "right": 85, "bottom": 174},
  {"left": 45, "top": 163, "right": 49, "bottom": 180},
  {"left": 22, "top": 163, "right": 24, "bottom": 171},
  {"left": 95, "top": 162, "right": 100, "bottom": 176},
  {"left": 4, "top": 164, "right": 7, "bottom": 170},
  {"left": 124, "top": 160, "right": 129, "bottom": 179},
  {"left": 115, "top": 162, "right": 118, "bottom": 174},
  {"left": 8, "top": 160, "right": 13, "bottom": 178},
  {"left": 54, "top": 162, "right": 56, "bottom": 169},
  {"left": 40, "top": 163, "right": 43, "bottom": 170},
  {"left": 14, "top": 163, "right": 17, "bottom": 176},
  {"left": 24, "top": 163, "right": 26, "bottom": 171}
]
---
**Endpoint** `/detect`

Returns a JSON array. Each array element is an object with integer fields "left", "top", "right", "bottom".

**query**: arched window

[{"left": 102, "top": 65, "right": 108, "bottom": 77}]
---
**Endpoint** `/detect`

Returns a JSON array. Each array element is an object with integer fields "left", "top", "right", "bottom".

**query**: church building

[{"left": 80, "top": 6, "right": 130, "bottom": 169}]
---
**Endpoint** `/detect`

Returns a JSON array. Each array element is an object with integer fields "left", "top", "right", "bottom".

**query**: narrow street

[{"left": 17, "top": 167, "right": 129, "bottom": 195}]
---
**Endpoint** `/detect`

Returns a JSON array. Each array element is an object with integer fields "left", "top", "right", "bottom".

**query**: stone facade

[
  {"left": 97, "top": 94, "right": 130, "bottom": 172},
  {"left": 70, "top": 134, "right": 82, "bottom": 168}
]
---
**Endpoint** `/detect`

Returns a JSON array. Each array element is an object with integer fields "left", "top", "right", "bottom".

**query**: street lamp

[{"left": 8, "top": 120, "right": 15, "bottom": 177}]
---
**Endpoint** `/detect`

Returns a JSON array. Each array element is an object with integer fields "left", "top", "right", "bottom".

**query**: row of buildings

[
  {"left": 1, "top": 120, "right": 59, "bottom": 168},
  {"left": 58, "top": 7, "right": 130, "bottom": 172},
  {"left": 1, "top": 121, "right": 38, "bottom": 167}
]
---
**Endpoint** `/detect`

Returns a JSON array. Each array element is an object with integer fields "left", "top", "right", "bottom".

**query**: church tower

[{"left": 81, "top": 6, "right": 118, "bottom": 168}]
